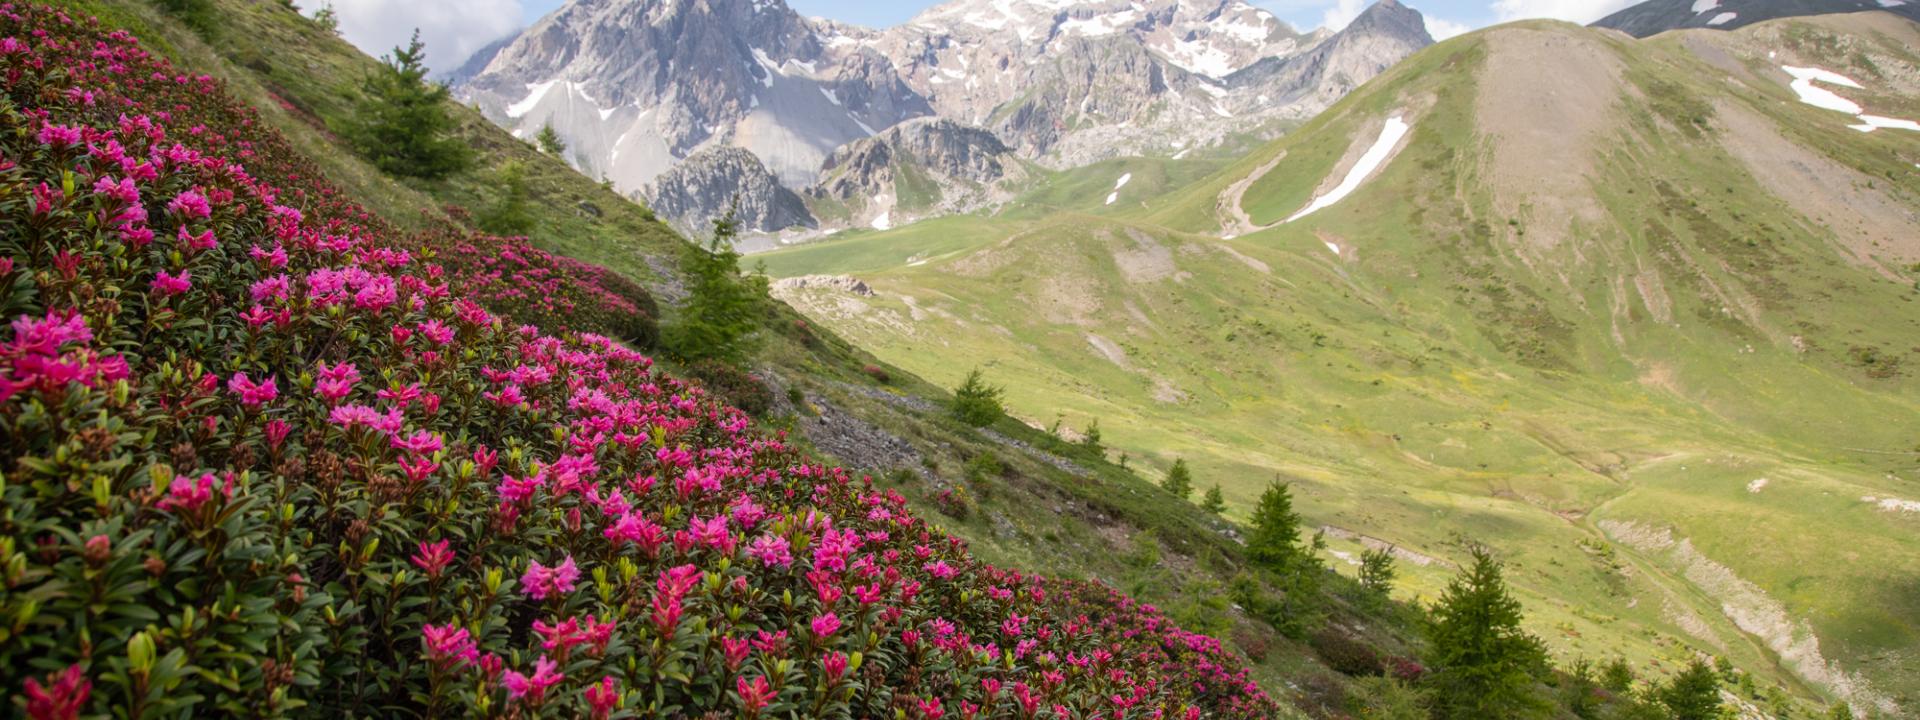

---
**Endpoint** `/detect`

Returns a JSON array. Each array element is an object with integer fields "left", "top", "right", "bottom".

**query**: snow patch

[
  {"left": 1747, "top": 478, "right": 1769, "bottom": 493},
  {"left": 1323, "top": 241, "right": 1340, "bottom": 255},
  {"left": 1691, "top": 0, "right": 1718, "bottom": 12},
  {"left": 1707, "top": 11, "right": 1737, "bottom": 25},
  {"left": 1877, "top": 0, "right": 1905, "bottom": 7},
  {"left": 1782, "top": 65, "right": 1864, "bottom": 114},
  {"left": 1060, "top": 9, "right": 1137, "bottom": 37},
  {"left": 1105, "top": 191, "right": 1119, "bottom": 205},
  {"left": 850, "top": 113, "right": 877, "bottom": 136},
  {"left": 506, "top": 80, "right": 558, "bottom": 119},
  {"left": 1781, "top": 66, "right": 1920, "bottom": 132},
  {"left": 819, "top": 87, "right": 841, "bottom": 106},
  {"left": 1285, "top": 116, "right": 1411, "bottom": 223},
  {"left": 1850, "top": 115, "right": 1920, "bottom": 132},
  {"left": 871, "top": 211, "right": 893, "bottom": 231},
  {"left": 1114, "top": 172, "right": 1132, "bottom": 190}
]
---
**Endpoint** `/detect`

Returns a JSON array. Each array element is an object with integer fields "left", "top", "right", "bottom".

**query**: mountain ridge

[{"left": 453, "top": 0, "right": 1432, "bottom": 234}]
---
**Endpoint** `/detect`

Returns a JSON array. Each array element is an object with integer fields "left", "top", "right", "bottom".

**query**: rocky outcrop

[
  {"left": 644, "top": 146, "right": 816, "bottom": 234},
  {"left": 458, "top": 0, "right": 1432, "bottom": 231},
  {"left": 1592, "top": 0, "right": 1920, "bottom": 37},
  {"left": 808, "top": 117, "right": 1027, "bottom": 227},
  {"left": 456, "top": 0, "right": 930, "bottom": 191},
  {"left": 1226, "top": 0, "right": 1434, "bottom": 112}
]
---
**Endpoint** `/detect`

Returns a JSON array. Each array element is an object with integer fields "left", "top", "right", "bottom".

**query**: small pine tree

[
  {"left": 1657, "top": 659, "right": 1725, "bottom": 720},
  {"left": 1564, "top": 658, "right": 1603, "bottom": 720},
  {"left": 1246, "top": 481, "right": 1307, "bottom": 573},
  {"left": 1078, "top": 419, "right": 1103, "bottom": 454},
  {"left": 476, "top": 161, "right": 536, "bottom": 236},
  {"left": 535, "top": 123, "right": 567, "bottom": 156},
  {"left": 949, "top": 369, "right": 1005, "bottom": 427},
  {"left": 348, "top": 31, "right": 473, "bottom": 180},
  {"left": 1359, "top": 546, "right": 1397, "bottom": 600},
  {"left": 663, "top": 212, "right": 762, "bottom": 362},
  {"left": 1161, "top": 459, "right": 1193, "bottom": 499},
  {"left": 1600, "top": 657, "right": 1636, "bottom": 693},
  {"left": 1243, "top": 481, "right": 1324, "bottom": 638},
  {"left": 1425, "top": 545, "right": 1547, "bottom": 719},
  {"left": 1201, "top": 484, "right": 1226, "bottom": 514}
]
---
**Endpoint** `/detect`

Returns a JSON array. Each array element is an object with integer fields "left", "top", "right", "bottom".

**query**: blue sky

[{"left": 311, "top": 0, "right": 1636, "bottom": 74}]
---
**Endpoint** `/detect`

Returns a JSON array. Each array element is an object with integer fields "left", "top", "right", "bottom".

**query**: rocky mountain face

[
  {"left": 455, "top": 0, "right": 1431, "bottom": 234},
  {"left": 644, "top": 146, "right": 817, "bottom": 235},
  {"left": 1227, "top": 0, "right": 1433, "bottom": 110},
  {"left": 1592, "top": 0, "right": 1919, "bottom": 36},
  {"left": 456, "top": 0, "right": 929, "bottom": 191},
  {"left": 809, "top": 117, "right": 1030, "bottom": 229}
]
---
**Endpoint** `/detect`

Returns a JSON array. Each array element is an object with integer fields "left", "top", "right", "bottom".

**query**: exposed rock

[
  {"left": 1226, "top": 0, "right": 1434, "bottom": 112},
  {"left": 1593, "top": 0, "right": 1920, "bottom": 37},
  {"left": 644, "top": 146, "right": 816, "bottom": 234},
  {"left": 457, "top": 0, "right": 1431, "bottom": 229},
  {"left": 771, "top": 274, "right": 875, "bottom": 297},
  {"left": 808, "top": 117, "right": 1028, "bottom": 226},
  {"left": 456, "top": 0, "right": 930, "bottom": 192}
]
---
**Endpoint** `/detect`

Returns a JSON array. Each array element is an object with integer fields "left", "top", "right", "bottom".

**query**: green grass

[
  {"left": 761, "top": 19, "right": 1920, "bottom": 715},
  {"left": 59, "top": 1, "right": 1450, "bottom": 711}
]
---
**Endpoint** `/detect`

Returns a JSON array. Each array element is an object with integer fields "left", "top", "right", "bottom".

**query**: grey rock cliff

[{"left": 644, "top": 146, "right": 817, "bottom": 234}]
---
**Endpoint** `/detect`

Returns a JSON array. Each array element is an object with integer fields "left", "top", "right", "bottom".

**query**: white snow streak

[
  {"left": 506, "top": 80, "right": 557, "bottom": 119},
  {"left": 1285, "top": 116, "right": 1411, "bottom": 223},
  {"left": 1783, "top": 66, "right": 1864, "bottom": 114}
]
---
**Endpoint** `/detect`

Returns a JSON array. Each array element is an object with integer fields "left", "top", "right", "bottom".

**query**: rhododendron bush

[{"left": 0, "top": 5, "right": 1274, "bottom": 718}]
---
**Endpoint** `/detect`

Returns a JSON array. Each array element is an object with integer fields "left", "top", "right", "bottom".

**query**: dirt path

[{"left": 1215, "top": 150, "right": 1287, "bottom": 238}]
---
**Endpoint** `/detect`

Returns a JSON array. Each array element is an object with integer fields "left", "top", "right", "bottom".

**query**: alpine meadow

[{"left": 2, "top": 0, "right": 1917, "bottom": 718}]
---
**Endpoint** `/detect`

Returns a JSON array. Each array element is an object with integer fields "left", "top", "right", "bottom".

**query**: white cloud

[
  {"left": 296, "top": 0, "right": 524, "bottom": 72},
  {"left": 1490, "top": 0, "right": 1638, "bottom": 23},
  {"left": 1318, "top": 0, "right": 1373, "bottom": 30},
  {"left": 1424, "top": 14, "right": 1473, "bottom": 39}
]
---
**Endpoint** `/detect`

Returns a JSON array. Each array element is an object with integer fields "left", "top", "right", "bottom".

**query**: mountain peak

[{"left": 1347, "top": 0, "right": 1430, "bottom": 38}]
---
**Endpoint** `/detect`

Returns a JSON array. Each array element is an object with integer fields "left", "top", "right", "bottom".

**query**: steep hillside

[
  {"left": 761, "top": 12, "right": 1920, "bottom": 716},
  {"left": 24, "top": 1, "right": 1536, "bottom": 717},
  {"left": 1, "top": 2, "right": 1296, "bottom": 717}
]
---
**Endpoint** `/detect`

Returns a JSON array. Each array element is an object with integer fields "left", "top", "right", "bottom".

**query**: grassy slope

[
  {"left": 758, "top": 16, "right": 1920, "bottom": 714},
  {"left": 50, "top": 1, "right": 1471, "bottom": 713}
]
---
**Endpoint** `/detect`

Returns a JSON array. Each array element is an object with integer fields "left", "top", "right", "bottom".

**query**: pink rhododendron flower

[
  {"left": 811, "top": 612, "right": 842, "bottom": 640},
  {"left": 584, "top": 676, "right": 620, "bottom": 720},
  {"left": 747, "top": 533, "right": 792, "bottom": 568},
  {"left": 226, "top": 372, "right": 277, "bottom": 407},
  {"left": 152, "top": 269, "right": 191, "bottom": 295},
  {"left": 501, "top": 655, "right": 563, "bottom": 701},
  {"left": 521, "top": 556, "right": 579, "bottom": 600},
  {"left": 421, "top": 623, "right": 477, "bottom": 668},
  {"left": 166, "top": 188, "right": 210, "bottom": 219},
  {"left": 155, "top": 472, "right": 217, "bottom": 512},
  {"left": 22, "top": 664, "right": 90, "bottom": 720},
  {"left": 410, "top": 539, "right": 453, "bottom": 579}
]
